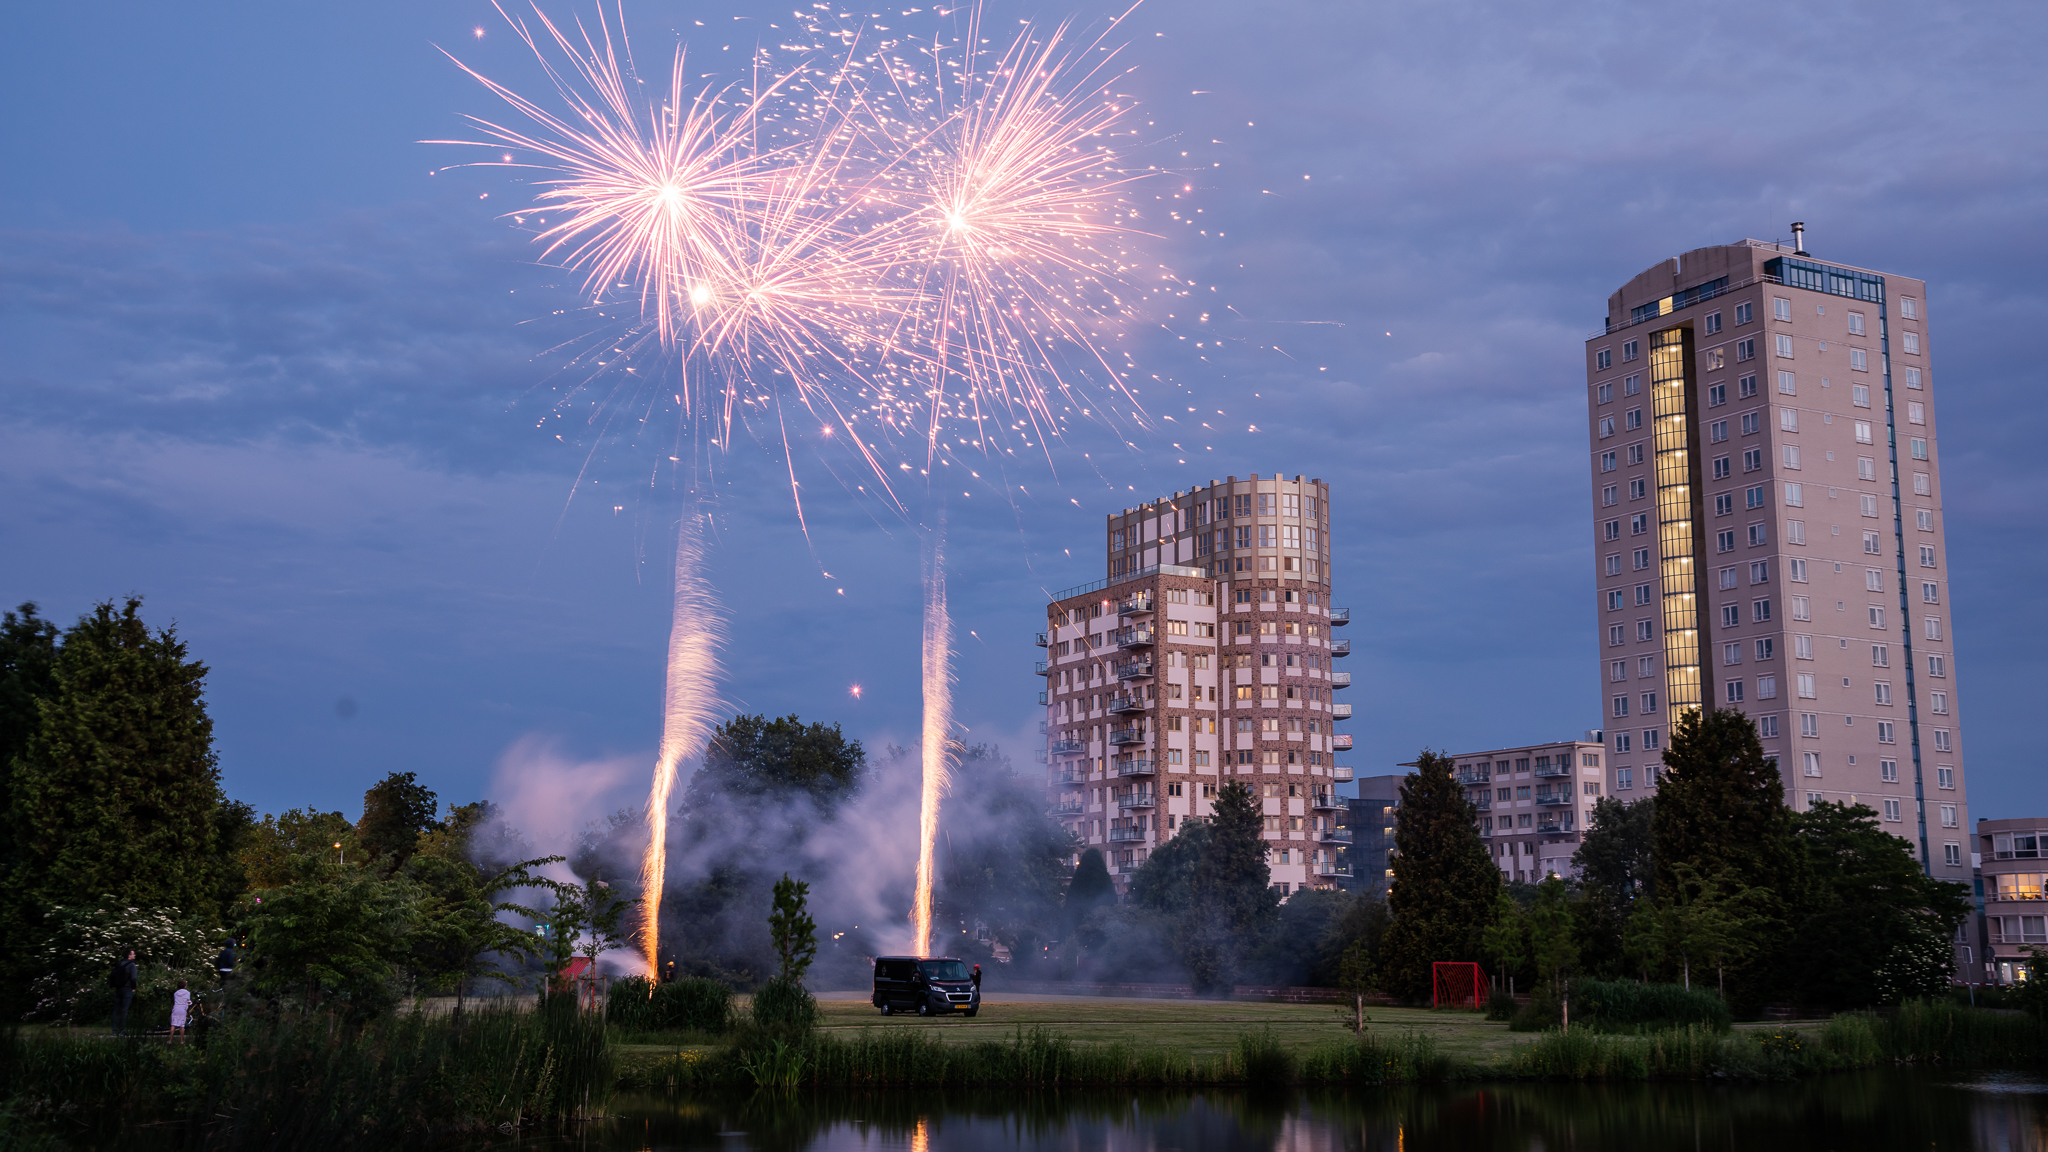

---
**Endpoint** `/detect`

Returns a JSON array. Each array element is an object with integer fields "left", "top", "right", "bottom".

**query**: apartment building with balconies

[
  {"left": 1977, "top": 818, "right": 2048, "bottom": 984},
  {"left": 1586, "top": 230, "right": 1972, "bottom": 892},
  {"left": 1041, "top": 474, "right": 1353, "bottom": 895},
  {"left": 1446, "top": 739, "right": 1607, "bottom": 883}
]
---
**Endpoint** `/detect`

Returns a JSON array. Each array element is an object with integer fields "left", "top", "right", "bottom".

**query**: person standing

[
  {"left": 110, "top": 950, "right": 138, "bottom": 1036},
  {"left": 215, "top": 940, "right": 236, "bottom": 987},
  {"left": 169, "top": 980, "right": 192, "bottom": 1042}
]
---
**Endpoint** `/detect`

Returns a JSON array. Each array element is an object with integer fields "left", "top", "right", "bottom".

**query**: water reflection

[{"left": 486, "top": 1071, "right": 2048, "bottom": 1152}]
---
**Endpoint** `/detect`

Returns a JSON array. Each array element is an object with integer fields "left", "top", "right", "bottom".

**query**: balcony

[
  {"left": 1332, "top": 766, "right": 1353, "bottom": 783},
  {"left": 1328, "top": 608, "right": 1350, "bottom": 626},
  {"left": 1108, "top": 825, "right": 1145, "bottom": 843},
  {"left": 1112, "top": 627, "right": 1155, "bottom": 648},
  {"left": 1048, "top": 738, "right": 1087, "bottom": 757},
  {"left": 1037, "top": 691, "right": 1048, "bottom": 706},
  {"left": 1115, "top": 759, "right": 1156, "bottom": 778},
  {"left": 1536, "top": 816, "right": 1576, "bottom": 835},
  {"left": 1311, "top": 792, "right": 1345, "bottom": 811},
  {"left": 1107, "top": 694, "right": 1146, "bottom": 714},
  {"left": 1330, "top": 734, "right": 1354, "bottom": 752},
  {"left": 1054, "top": 769, "right": 1085, "bottom": 786},
  {"left": 1033, "top": 750, "right": 1047, "bottom": 764},
  {"left": 1329, "top": 702, "right": 1353, "bottom": 720},
  {"left": 1114, "top": 660, "right": 1154, "bottom": 681},
  {"left": 1049, "top": 798, "right": 1083, "bottom": 816},
  {"left": 1536, "top": 790, "right": 1572, "bottom": 806},
  {"left": 1038, "top": 721, "right": 1050, "bottom": 734},
  {"left": 1320, "top": 829, "right": 1354, "bottom": 844},
  {"left": 1479, "top": 825, "right": 1494, "bottom": 839},
  {"left": 1118, "top": 594, "right": 1154, "bottom": 616},
  {"left": 1107, "top": 727, "right": 1146, "bottom": 746},
  {"left": 1328, "top": 638, "right": 1351, "bottom": 657},
  {"left": 1034, "top": 631, "right": 1049, "bottom": 647},
  {"left": 1034, "top": 660, "right": 1051, "bottom": 676},
  {"left": 1470, "top": 796, "right": 1492, "bottom": 812},
  {"left": 1455, "top": 770, "right": 1492, "bottom": 786},
  {"left": 1533, "top": 761, "right": 1571, "bottom": 778},
  {"left": 1117, "top": 791, "right": 1157, "bottom": 810},
  {"left": 1315, "top": 861, "right": 1351, "bottom": 877},
  {"left": 1329, "top": 672, "right": 1352, "bottom": 689}
]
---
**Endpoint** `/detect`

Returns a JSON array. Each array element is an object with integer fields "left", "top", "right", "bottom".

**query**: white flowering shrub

[
  {"left": 24, "top": 897, "right": 218, "bottom": 1024},
  {"left": 1871, "top": 915, "right": 1953, "bottom": 1005}
]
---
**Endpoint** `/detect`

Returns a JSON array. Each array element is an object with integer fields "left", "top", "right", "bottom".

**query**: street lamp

[{"left": 334, "top": 842, "right": 344, "bottom": 865}]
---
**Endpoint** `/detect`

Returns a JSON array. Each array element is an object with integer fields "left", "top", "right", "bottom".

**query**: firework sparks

[
  {"left": 912, "top": 526, "right": 953, "bottom": 958},
  {"left": 445, "top": 3, "right": 1166, "bottom": 967},
  {"left": 636, "top": 513, "right": 724, "bottom": 969}
]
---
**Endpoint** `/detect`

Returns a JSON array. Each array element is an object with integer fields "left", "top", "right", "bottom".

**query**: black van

[{"left": 872, "top": 956, "right": 980, "bottom": 1016}]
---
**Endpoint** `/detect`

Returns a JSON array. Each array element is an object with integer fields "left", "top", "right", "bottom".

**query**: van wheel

[
  {"left": 964, "top": 1008, "right": 978, "bottom": 1018},
  {"left": 918, "top": 1002, "right": 934, "bottom": 1017},
  {"left": 880, "top": 1003, "right": 893, "bottom": 1015}
]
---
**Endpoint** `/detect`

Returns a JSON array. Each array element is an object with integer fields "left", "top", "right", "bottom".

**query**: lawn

[{"left": 804, "top": 996, "right": 1527, "bottom": 1063}]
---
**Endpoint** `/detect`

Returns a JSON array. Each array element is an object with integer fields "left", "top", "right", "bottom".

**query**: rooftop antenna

[{"left": 1791, "top": 221, "right": 1808, "bottom": 256}]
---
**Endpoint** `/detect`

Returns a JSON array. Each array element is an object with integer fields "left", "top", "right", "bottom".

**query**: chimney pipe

[{"left": 1791, "top": 221, "right": 1807, "bottom": 256}]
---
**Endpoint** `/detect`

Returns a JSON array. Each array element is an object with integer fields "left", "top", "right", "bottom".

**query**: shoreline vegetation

[{"left": 4, "top": 998, "right": 2044, "bottom": 1150}]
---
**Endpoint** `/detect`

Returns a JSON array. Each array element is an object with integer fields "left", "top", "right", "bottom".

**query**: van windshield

[{"left": 919, "top": 960, "right": 971, "bottom": 982}]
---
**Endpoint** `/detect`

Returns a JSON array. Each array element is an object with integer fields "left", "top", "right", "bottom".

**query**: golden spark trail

[
  {"left": 912, "top": 525, "right": 953, "bottom": 957},
  {"left": 638, "top": 513, "right": 724, "bottom": 968}
]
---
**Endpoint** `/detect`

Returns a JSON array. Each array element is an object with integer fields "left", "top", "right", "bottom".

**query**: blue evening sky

[{"left": 3, "top": 0, "right": 2042, "bottom": 836}]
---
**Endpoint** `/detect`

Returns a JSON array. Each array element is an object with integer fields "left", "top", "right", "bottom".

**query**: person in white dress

[{"left": 169, "top": 980, "right": 192, "bottom": 1042}]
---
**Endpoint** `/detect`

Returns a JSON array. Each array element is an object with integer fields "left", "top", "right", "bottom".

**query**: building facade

[
  {"left": 1585, "top": 236, "right": 1972, "bottom": 887},
  {"left": 1449, "top": 739, "right": 1608, "bottom": 883},
  {"left": 1042, "top": 474, "right": 1353, "bottom": 895},
  {"left": 1976, "top": 818, "right": 2047, "bottom": 984},
  {"left": 1336, "top": 775, "right": 1403, "bottom": 898}
]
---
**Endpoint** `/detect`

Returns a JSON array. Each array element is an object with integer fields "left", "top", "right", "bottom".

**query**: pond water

[{"left": 476, "top": 1070, "right": 2048, "bottom": 1151}]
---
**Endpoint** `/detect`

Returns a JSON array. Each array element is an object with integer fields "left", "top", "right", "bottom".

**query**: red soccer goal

[{"left": 1432, "top": 961, "right": 1490, "bottom": 1009}]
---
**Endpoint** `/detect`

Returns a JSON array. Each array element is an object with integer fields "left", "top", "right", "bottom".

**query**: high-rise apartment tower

[
  {"left": 1585, "top": 234, "right": 1970, "bottom": 886},
  {"left": 1041, "top": 475, "right": 1353, "bottom": 894}
]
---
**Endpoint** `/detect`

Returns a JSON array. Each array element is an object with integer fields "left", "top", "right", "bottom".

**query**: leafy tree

[
  {"left": 685, "top": 713, "right": 865, "bottom": 815},
  {"left": 1065, "top": 848, "right": 1116, "bottom": 925},
  {"left": 402, "top": 851, "right": 557, "bottom": 1014},
  {"left": 239, "top": 807, "right": 358, "bottom": 889},
  {"left": 1572, "top": 796, "right": 1655, "bottom": 977},
  {"left": 4, "top": 598, "right": 225, "bottom": 941},
  {"left": 769, "top": 874, "right": 818, "bottom": 982},
  {"left": 0, "top": 603, "right": 60, "bottom": 901},
  {"left": 1481, "top": 891, "right": 1529, "bottom": 988},
  {"left": 1632, "top": 863, "right": 1772, "bottom": 994},
  {"left": 1337, "top": 939, "right": 1375, "bottom": 1037},
  {"left": 241, "top": 853, "right": 419, "bottom": 1017},
  {"left": 1785, "top": 801, "right": 1971, "bottom": 1009},
  {"left": 212, "top": 799, "right": 259, "bottom": 920},
  {"left": 937, "top": 745, "right": 1075, "bottom": 962},
  {"left": 357, "top": 771, "right": 441, "bottom": 870},
  {"left": 1526, "top": 876, "right": 1579, "bottom": 998},
  {"left": 1379, "top": 750, "right": 1502, "bottom": 1002}
]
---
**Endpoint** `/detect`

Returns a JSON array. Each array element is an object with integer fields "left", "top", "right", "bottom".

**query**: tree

[
  {"left": 1379, "top": 750, "right": 1502, "bottom": 1002},
  {"left": 0, "top": 603, "right": 60, "bottom": 893},
  {"left": 1337, "top": 939, "right": 1375, "bottom": 1037},
  {"left": 685, "top": 713, "right": 865, "bottom": 815},
  {"left": 1632, "top": 863, "right": 1772, "bottom": 994},
  {"left": 1572, "top": 796, "right": 1655, "bottom": 977},
  {"left": 937, "top": 745, "right": 1076, "bottom": 963},
  {"left": 1184, "top": 781, "right": 1277, "bottom": 993},
  {"left": 241, "top": 853, "right": 419, "bottom": 1018},
  {"left": 22, "top": 896, "right": 217, "bottom": 1023},
  {"left": 1481, "top": 891, "right": 1529, "bottom": 989},
  {"left": 1652, "top": 708, "right": 1794, "bottom": 900},
  {"left": 357, "top": 771, "right": 441, "bottom": 870},
  {"left": 1526, "top": 876, "right": 1579, "bottom": 998},
  {"left": 769, "top": 874, "right": 817, "bottom": 982},
  {"left": 4, "top": 599, "right": 225, "bottom": 945},
  {"left": 402, "top": 851, "right": 557, "bottom": 1015},
  {"left": 1065, "top": 848, "right": 1116, "bottom": 926},
  {"left": 1785, "top": 801, "right": 1971, "bottom": 1009},
  {"left": 239, "top": 807, "right": 359, "bottom": 889}
]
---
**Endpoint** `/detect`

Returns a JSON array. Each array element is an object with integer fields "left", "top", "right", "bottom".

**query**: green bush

[
  {"left": 1485, "top": 988, "right": 1517, "bottom": 1021},
  {"left": 1233, "top": 1028, "right": 1293, "bottom": 1084},
  {"left": 608, "top": 975, "right": 733, "bottom": 1035},
  {"left": 1572, "top": 978, "right": 1732, "bottom": 1033},
  {"left": 750, "top": 976, "right": 818, "bottom": 1033},
  {"left": 1508, "top": 984, "right": 1559, "bottom": 1032}
]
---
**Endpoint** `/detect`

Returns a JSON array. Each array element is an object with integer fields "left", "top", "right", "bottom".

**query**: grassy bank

[
  {"left": 616, "top": 999, "right": 2048, "bottom": 1092},
  {"left": 2, "top": 999, "right": 609, "bottom": 1150}
]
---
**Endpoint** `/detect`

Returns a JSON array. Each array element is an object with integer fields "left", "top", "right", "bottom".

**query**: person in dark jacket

[
  {"left": 110, "top": 950, "right": 138, "bottom": 1036},
  {"left": 971, "top": 964, "right": 982, "bottom": 991},
  {"left": 215, "top": 941, "right": 236, "bottom": 986}
]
